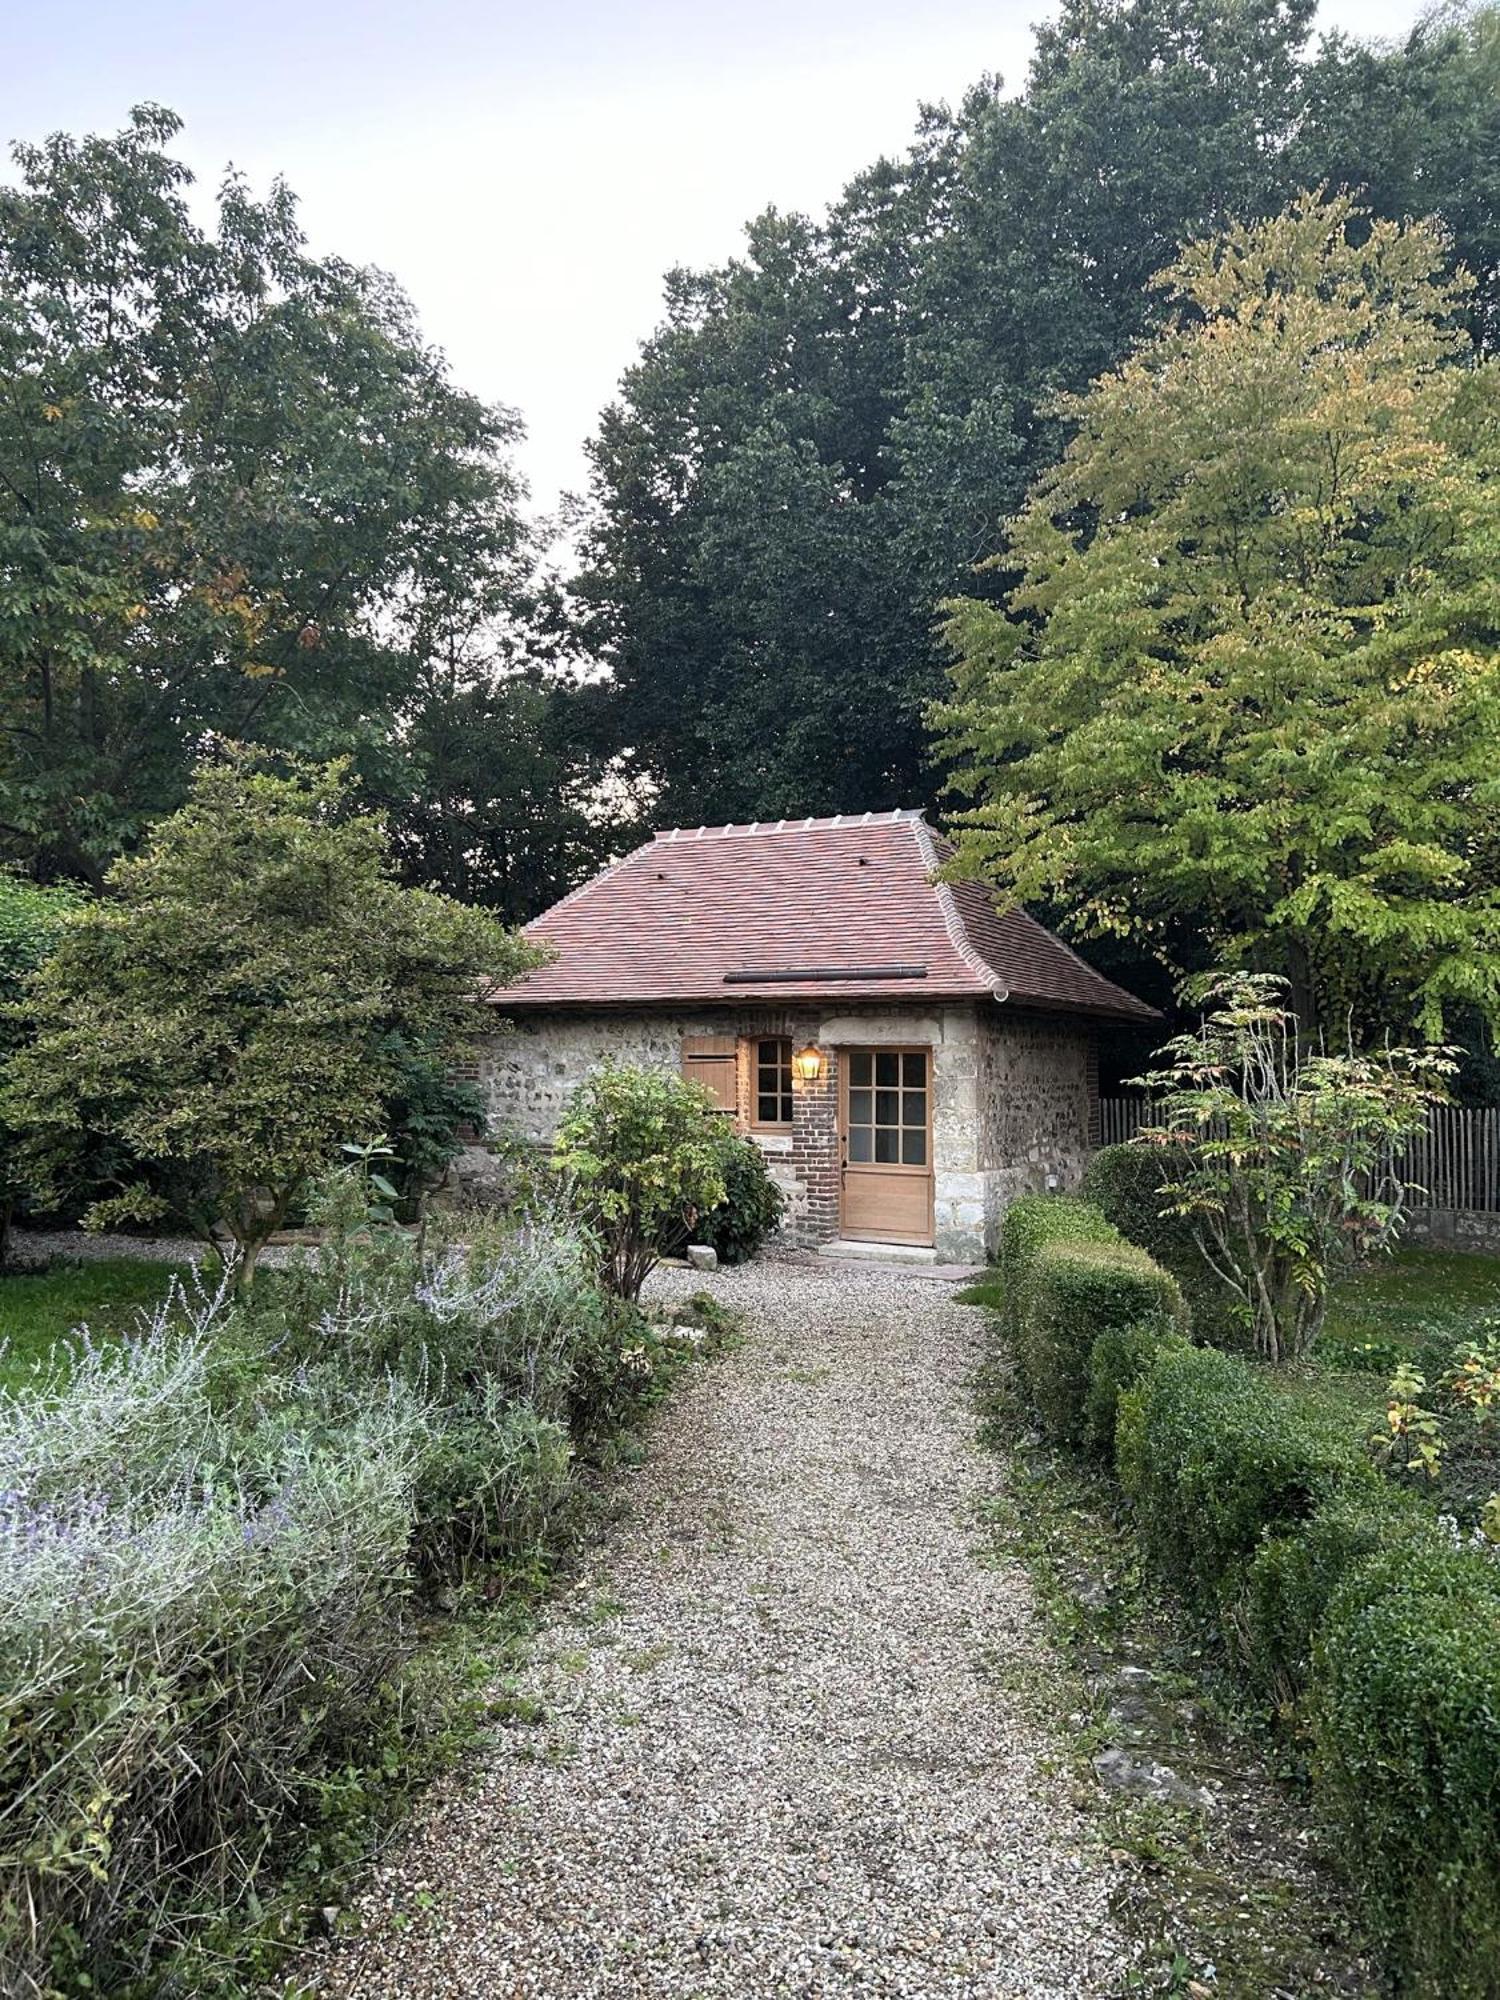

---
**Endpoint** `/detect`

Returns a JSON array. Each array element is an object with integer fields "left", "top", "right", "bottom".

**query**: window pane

[
  {"left": 849, "top": 1126, "right": 873, "bottom": 1162},
  {"left": 849, "top": 1089, "right": 873, "bottom": 1126},
  {"left": 902, "top": 1089, "right": 926, "bottom": 1128},
  {"left": 875, "top": 1090, "right": 900, "bottom": 1126},
  {"left": 848, "top": 1052, "right": 872, "bottom": 1088},
  {"left": 902, "top": 1128, "right": 927, "bottom": 1166},
  {"left": 902, "top": 1052, "right": 927, "bottom": 1088},
  {"left": 779, "top": 1089, "right": 794, "bottom": 1123},
  {"left": 875, "top": 1127, "right": 899, "bottom": 1163},
  {"left": 757, "top": 1093, "right": 780, "bottom": 1124},
  {"left": 875, "top": 1051, "right": 899, "bottom": 1088}
]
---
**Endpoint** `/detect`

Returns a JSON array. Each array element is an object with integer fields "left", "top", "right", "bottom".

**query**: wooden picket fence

[{"left": 1096, "top": 1098, "right": 1500, "bottom": 1214}]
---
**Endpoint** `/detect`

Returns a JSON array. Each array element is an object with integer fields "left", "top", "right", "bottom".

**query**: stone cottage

[{"left": 476, "top": 811, "right": 1155, "bottom": 1263}]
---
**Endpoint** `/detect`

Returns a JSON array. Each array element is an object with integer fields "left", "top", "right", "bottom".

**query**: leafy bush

[
  {"left": 1081, "top": 1143, "right": 1241, "bottom": 1346},
  {"left": 1134, "top": 972, "right": 1448, "bottom": 1363},
  {"left": 1311, "top": 1545, "right": 1500, "bottom": 1998},
  {"left": 1019, "top": 1236, "right": 1187, "bottom": 1446},
  {"left": 696, "top": 1132, "right": 785, "bottom": 1264},
  {"left": 0, "top": 1333, "right": 424, "bottom": 1996},
  {"left": 996, "top": 1192, "right": 1119, "bottom": 1339},
  {"left": 1117, "top": 1343, "right": 1374, "bottom": 1609},
  {"left": 0, "top": 1184, "right": 719, "bottom": 1992},
  {"left": 553, "top": 1063, "right": 728, "bottom": 1300},
  {"left": 1241, "top": 1484, "right": 1447, "bottom": 1704},
  {"left": 1083, "top": 1317, "right": 1191, "bottom": 1462}
]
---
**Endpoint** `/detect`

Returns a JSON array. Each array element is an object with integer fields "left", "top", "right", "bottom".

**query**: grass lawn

[
  {"left": 0, "top": 1257, "right": 192, "bottom": 1391},
  {"left": 1320, "top": 1246, "right": 1500, "bottom": 1373},
  {"left": 957, "top": 1244, "right": 1500, "bottom": 1376}
]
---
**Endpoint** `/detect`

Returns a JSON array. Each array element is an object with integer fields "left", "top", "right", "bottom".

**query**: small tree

[
  {"left": 553, "top": 1064, "right": 728, "bottom": 1302},
  {"left": 1, "top": 752, "right": 542, "bottom": 1287},
  {"left": 0, "top": 872, "right": 81, "bottom": 1267},
  {"left": 1135, "top": 973, "right": 1451, "bottom": 1364}
]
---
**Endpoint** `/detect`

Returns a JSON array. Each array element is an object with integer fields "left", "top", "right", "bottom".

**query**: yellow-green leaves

[{"left": 938, "top": 195, "right": 1500, "bottom": 1037}]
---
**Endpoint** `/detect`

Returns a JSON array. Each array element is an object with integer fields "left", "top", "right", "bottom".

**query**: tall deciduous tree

[
  {"left": 0, "top": 106, "right": 533, "bottom": 888},
  {"left": 936, "top": 195, "right": 1500, "bottom": 1038},
  {"left": 575, "top": 0, "right": 1500, "bottom": 830},
  {"left": 1, "top": 752, "right": 542, "bottom": 1284}
]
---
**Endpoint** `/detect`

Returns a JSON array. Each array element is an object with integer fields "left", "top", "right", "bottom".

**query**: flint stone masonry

[
  {"left": 474, "top": 1000, "right": 1097, "bottom": 1262},
  {"left": 1403, "top": 1206, "right": 1500, "bottom": 1256}
]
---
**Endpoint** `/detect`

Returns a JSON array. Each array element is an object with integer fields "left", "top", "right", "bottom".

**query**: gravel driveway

[{"left": 306, "top": 1256, "right": 1124, "bottom": 1999}]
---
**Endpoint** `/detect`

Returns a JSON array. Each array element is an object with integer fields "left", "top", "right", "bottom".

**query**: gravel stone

[{"left": 304, "top": 1255, "right": 1127, "bottom": 1997}]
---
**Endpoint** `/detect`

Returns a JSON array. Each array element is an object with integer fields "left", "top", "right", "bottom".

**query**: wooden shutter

[{"left": 682, "top": 1035, "right": 738, "bottom": 1113}]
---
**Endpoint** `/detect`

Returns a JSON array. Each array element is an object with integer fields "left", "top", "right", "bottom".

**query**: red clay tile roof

[{"left": 488, "top": 811, "right": 1156, "bottom": 1021}]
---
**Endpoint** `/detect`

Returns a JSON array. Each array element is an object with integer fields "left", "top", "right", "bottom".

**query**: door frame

[{"left": 838, "top": 1043, "right": 935, "bottom": 1246}]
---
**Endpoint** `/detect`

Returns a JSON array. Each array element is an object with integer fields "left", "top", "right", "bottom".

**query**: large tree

[
  {"left": 575, "top": 0, "right": 1500, "bottom": 830},
  {"left": 1, "top": 752, "right": 541, "bottom": 1284},
  {"left": 936, "top": 195, "right": 1500, "bottom": 1039},
  {"left": 0, "top": 105, "right": 534, "bottom": 888}
]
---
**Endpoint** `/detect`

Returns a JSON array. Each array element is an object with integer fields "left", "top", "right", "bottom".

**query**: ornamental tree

[
  {"left": 1135, "top": 972, "right": 1451, "bottom": 1363},
  {"left": 1, "top": 752, "right": 542, "bottom": 1286},
  {"left": 937, "top": 193, "right": 1500, "bottom": 1039},
  {"left": 552, "top": 1064, "right": 728, "bottom": 1301}
]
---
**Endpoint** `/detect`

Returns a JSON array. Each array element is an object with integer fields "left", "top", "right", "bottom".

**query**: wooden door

[{"left": 839, "top": 1047, "right": 934, "bottom": 1245}]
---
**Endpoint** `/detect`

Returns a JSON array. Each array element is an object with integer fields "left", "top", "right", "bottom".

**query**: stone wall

[
  {"left": 471, "top": 999, "right": 1096, "bottom": 1262},
  {"left": 970, "top": 1010, "right": 1097, "bottom": 1252},
  {"left": 1402, "top": 1207, "right": 1500, "bottom": 1256}
]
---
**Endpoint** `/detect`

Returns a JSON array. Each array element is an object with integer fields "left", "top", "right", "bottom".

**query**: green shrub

[
  {"left": 1117, "top": 1344, "right": 1374, "bottom": 1608},
  {"left": 1311, "top": 1545, "right": 1500, "bottom": 1998},
  {"left": 1082, "top": 1143, "right": 1241, "bottom": 1345},
  {"left": 1020, "top": 1237, "right": 1187, "bottom": 1445},
  {"left": 553, "top": 1063, "right": 728, "bottom": 1300},
  {"left": 1241, "top": 1484, "right": 1448, "bottom": 1704},
  {"left": 409, "top": 1393, "right": 574, "bottom": 1580},
  {"left": 1084, "top": 1317, "right": 1192, "bottom": 1460},
  {"left": 996, "top": 1193, "right": 1119, "bottom": 1339},
  {"left": 694, "top": 1132, "right": 785, "bottom": 1264}
]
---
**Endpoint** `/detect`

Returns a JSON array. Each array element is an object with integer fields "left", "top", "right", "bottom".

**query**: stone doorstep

[{"left": 816, "top": 1239, "right": 987, "bottom": 1281}]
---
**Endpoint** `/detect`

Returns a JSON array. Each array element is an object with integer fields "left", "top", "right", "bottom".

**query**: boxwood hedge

[{"left": 1020, "top": 1236, "right": 1186, "bottom": 1447}]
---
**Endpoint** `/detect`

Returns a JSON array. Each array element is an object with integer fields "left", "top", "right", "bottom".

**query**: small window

[{"left": 753, "top": 1037, "right": 794, "bottom": 1126}]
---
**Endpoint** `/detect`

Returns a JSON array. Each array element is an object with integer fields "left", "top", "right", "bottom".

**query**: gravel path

[{"left": 307, "top": 1257, "right": 1125, "bottom": 1999}]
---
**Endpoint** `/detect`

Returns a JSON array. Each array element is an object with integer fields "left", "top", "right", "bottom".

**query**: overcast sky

[{"left": 4, "top": 0, "right": 1433, "bottom": 517}]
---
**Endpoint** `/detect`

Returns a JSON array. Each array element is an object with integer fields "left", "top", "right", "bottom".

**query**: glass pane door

[{"left": 844, "top": 1048, "right": 929, "bottom": 1166}]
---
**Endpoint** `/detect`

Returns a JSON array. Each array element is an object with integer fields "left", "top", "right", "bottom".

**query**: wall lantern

[{"left": 792, "top": 1044, "right": 825, "bottom": 1083}]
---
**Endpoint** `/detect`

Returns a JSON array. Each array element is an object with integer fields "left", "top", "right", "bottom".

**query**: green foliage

[
  {"left": 1081, "top": 1142, "right": 1239, "bottom": 1344},
  {"left": 553, "top": 1064, "right": 728, "bottom": 1301},
  {"left": 1136, "top": 973, "right": 1449, "bottom": 1362},
  {"left": 1020, "top": 1236, "right": 1187, "bottom": 1447},
  {"left": 996, "top": 1192, "right": 1119, "bottom": 1339},
  {"left": 690, "top": 1132, "right": 785, "bottom": 1265},
  {"left": 0, "top": 874, "right": 81, "bottom": 1263},
  {"left": 1116, "top": 1343, "right": 1375, "bottom": 1609},
  {"left": 0, "top": 107, "right": 538, "bottom": 893},
  {"left": 1311, "top": 1544, "right": 1500, "bottom": 1998},
  {"left": 0, "top": 1190, "right": 718, "bottom": 1993},
  {"left": 1083, "top": 1318, "right": 1192, "bottom": 1463},
  {"left": 939, "top": 194, "right": 1500, "bottom": 1042},
  {"left": 578, "top": 0, "right": 1500, "bottom": 830},
  {"left": 0, "top": 754, "right": 539, "bottom": 1286},
  {"left": 1241, "top": 1484, "right": 1447, "bottom": 1704}
]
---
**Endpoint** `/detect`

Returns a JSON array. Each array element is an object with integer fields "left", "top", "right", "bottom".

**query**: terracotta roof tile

[{"left": 489, "top": 811, "right": 1156, "bottom": 1021}]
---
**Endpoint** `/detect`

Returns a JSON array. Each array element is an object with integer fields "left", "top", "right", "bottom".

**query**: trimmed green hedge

[
  {"left": 1081, "top": 1143, "right": 1241, "bottom": 1345},
  {"left": 1084, "top": 1317, "right": 1190, "bottom": 1461},
  {"left": 1312, "top": 1547, "right": 1500, "bottom": 1998},
  {"left": 983, "top": 1186, "right": 1500, "bottom": 1992},
  {"left": 996, "top": 1192, "right": 1118, "bottom": 1339},
  {"left": 1240, "top": 1484, "right": 1447, "bottom": 1704},
  {"left": 1115, "top": 1343, "right": 1375, "bottom": 1611},
  {"left": 1020, "top": 1236, "right": 1186, "bottom": 1446}
]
